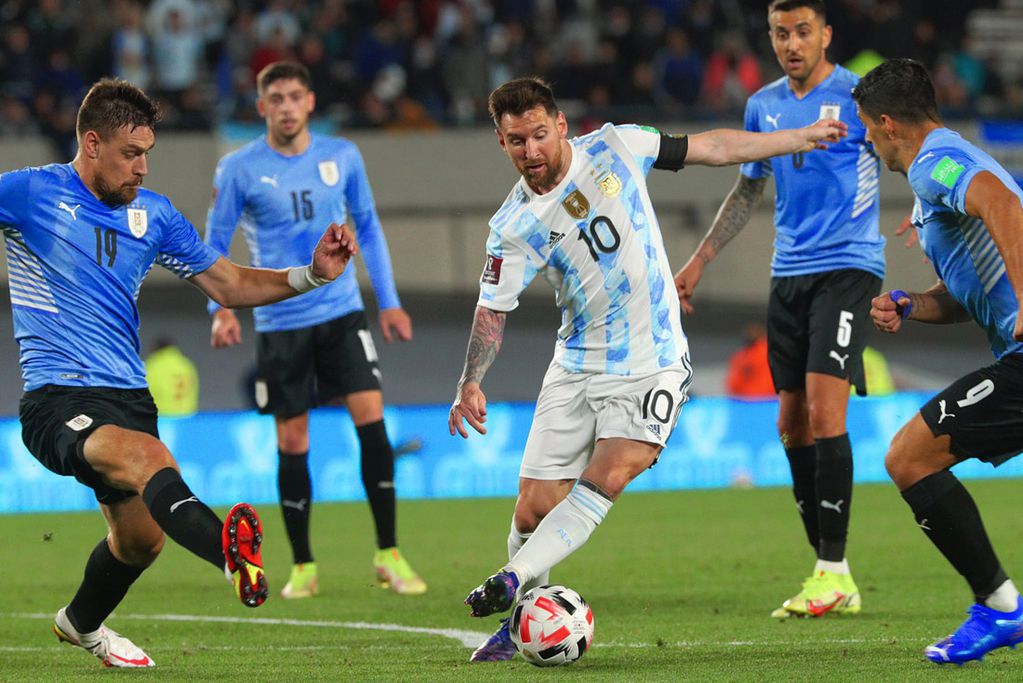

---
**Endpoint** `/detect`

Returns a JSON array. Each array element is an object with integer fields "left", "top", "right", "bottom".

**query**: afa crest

[
  {"left": 597, "top": 172, "right": 622, "bottom": 198},
  {"left": 127, "top": 208, "right": 148, "bottom": 238},
  {"left": 318, "top": 160, "right": 340, "bottom": 186}
]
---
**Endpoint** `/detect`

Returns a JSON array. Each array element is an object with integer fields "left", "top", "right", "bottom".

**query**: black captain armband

[{"left": 653, "top": 133, "right": 688, "bottom": 172}]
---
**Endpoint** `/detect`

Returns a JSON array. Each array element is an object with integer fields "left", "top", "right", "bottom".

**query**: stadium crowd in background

[{"left": 0, "top": 0, "right": 1015, "bottom": 158}]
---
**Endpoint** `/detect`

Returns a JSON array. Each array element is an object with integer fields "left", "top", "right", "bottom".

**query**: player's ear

[
  {"left": 256, "top": 98, "right": 267, "bottom": 120},
  {"left": 821, "top": 23, "right": 832, "bottom": 50},
  {"left": 82, "top": 130, "right": 101, "bottom": 159},
  {"left": 496, "top": 127, "right": 507, "bottom": 152},
  {"left": 307, "top": 89, "right": 316, "bottom": 113},
  {"left": 556, "top": 111, "right": 568, "bottom": 137},
  {"left": 880, "top": 114, "right": 897, "bottom": 139}
]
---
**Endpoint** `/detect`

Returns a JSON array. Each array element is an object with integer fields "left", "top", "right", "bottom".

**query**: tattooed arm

[
  {"left": 449, "top": 306, "right": 508, "bottom": 438},
  {"left": 673, "top": 173, "right": 767, "bottom": 314}
]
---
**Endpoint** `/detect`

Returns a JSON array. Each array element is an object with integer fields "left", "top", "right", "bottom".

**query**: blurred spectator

[
  {"left": 652, "top": 28, "right": 703, "bottom": 113},
  {"left": 725, "top": 323, "right": 775, "bottom": 400},
  {"left": 148, "top": 1, "right": 204, "bottom": 114},
  {"left": 703, "top": 32, "right": 762, "bottom": 115},
  {"left": 111, "top": 1, "right": 151, "bottom": 89},
  {"left": 145, "top": 337, "right": 200, "bottom": 416}
]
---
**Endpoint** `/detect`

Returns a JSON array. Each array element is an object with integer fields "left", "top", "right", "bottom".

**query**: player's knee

[
  {"left": 110, "top": 529, "right": 165, "bottom": 568},
  {"left": 512, "top": 506, "right": 541, "bottom": 534},
  {"left": 884, "top": 427, "right": 915, "bottom": 485},
  {"left": 277, "top": 430, "right": 309, "bottom": 454},
  {"left": 806, "top": 402, "right": 843, "bottom": 439}
]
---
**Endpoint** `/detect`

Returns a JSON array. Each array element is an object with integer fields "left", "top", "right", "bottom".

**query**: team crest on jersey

[
  {"left": 127, "top": 208, "right": 148, "bottom": 238},
  {"left": 597, "top": 171, "right": 622, "bottom": 198},
  {"left": 819, "top": 103, "right": 841, "bottom": 121},
  {"left": 318, "top": 160, "right": 340, "bottom": 186},
  {"left": 561, "top": 190, "right": 590, "bottom": 219}
]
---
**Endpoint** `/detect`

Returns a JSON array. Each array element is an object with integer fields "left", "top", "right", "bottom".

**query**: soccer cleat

[
  {"left": 223, "top": 502, "right": 269, "bottom": 608},
  {"left": 281, "top": 562, "right": 319, "bottom": 599},
  {"left": 469, "top": 617, "right": 517, "bottom": 662},
  {"left": 465, "top": 571, "right": 519, "bottom": 617},
  {"left": 771, "top": 570, "right": 861, "bottom": 618},
  {"left": 925, "top": 596, "right": 1023, "bottom": 665},
  {"left": 373, "top": 547, "right": 427, "bottom": 595},
  {"left": 53, "top": 606, "right": 154, "bottom": 668}
]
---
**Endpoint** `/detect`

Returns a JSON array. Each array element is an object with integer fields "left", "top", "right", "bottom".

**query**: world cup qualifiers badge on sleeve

[{"left": 482, "top": 255, "right": 503, "bottom": 284}]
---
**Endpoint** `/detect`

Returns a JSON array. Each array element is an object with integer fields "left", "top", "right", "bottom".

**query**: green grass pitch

[{"left": 3, "top": 479, "right": 1023, "bottom": 681}]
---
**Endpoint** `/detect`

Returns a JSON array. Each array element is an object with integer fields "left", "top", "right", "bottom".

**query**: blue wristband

[{"left": 889, "top": 289, "right": 912, "bottom": 319}]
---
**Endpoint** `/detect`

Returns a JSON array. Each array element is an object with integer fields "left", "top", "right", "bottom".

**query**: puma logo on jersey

[
  {"left": 259, "top": 175, "right": 279, "bottom": 188},
  {"left": 820, "top": 499, "right": 844, "bottom": 514},
  {"left": 58, "top": 201, "right": 80, "bottom": 220},
  {"left": 766, "top": 113, "right": 781, "bottom": 128},
  {"left": 829, "top": 350, "right": 849, "bottom": 370},
  {"left": 937, "top": 399, "right": 955, "bottom": 424},
  {"left": 282, "top": 498, "right": 307, "bottom": 512},
  {"left": 169, "top": 496, "right": 198, "bottom": 513}
]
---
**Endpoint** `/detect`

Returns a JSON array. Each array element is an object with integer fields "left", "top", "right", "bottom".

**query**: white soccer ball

[{"left": 509, "top": 585, "right": 594, "bottom": 667}]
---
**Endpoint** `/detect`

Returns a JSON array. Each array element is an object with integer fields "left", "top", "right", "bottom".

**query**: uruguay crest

[
  {"left": 127, "top": 208, "right": 148, "bottom": 238},
  {"left": 318, "top": 160, "right": 340, "bottom": 186}
]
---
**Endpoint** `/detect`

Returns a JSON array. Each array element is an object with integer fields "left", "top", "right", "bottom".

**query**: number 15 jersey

[{"left": 479, "top": 123, "right": 687, "bottom": 375}]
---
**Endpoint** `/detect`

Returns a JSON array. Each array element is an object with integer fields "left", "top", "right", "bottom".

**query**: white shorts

[{"left": 519, "top": 360, "right": 692, "bottom": 480}]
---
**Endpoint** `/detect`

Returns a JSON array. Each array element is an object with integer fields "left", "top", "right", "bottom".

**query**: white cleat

[{"left": 53, "top": 606, "right": 155, "bottom": 668}]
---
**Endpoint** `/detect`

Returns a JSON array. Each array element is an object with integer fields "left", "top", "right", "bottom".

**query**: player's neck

[
  {"left": 267, "top": 128, "right": 312, "bottom": 157},
  {"left": 899, "top": 120, "right": 944, "bottom": 172},
  {"left": 788, "top": 60, "right": 834, "bottom": 98},
  {"left": 70, "top": 157, "right": 100, "bottom": 200}
]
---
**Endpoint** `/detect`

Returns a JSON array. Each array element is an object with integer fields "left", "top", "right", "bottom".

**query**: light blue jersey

[
  {"left": 479, "top": 123, "right": 687, "bottom": 375},
  {"left": 909, "top": 127, "right": 1023, "bottom": 359},
  {"left": 0, "top": 163, "right": 220, "bottom": 391},
  {"left": 743, "top": 65, "right": 885, "bottom": 278},
  {"left": 206, "top": 133, "right": 400, "bottom": 333}
]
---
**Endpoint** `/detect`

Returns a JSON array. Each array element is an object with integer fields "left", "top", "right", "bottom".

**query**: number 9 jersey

[{"left": 478, "top": 123, "right": 687, "bottom": 375}]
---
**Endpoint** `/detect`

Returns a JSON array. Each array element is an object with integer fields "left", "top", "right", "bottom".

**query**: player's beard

[
  {"left": 520, "top": 144, "right": 565, "bottom": 191},
  {"left": 95, "top": 174, "right": 140, "bottom": 206}
]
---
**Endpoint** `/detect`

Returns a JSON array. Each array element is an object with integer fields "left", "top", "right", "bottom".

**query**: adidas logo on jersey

[
  {"left": 646, "top": 423, "right": 662, "bottom": 438},
  {"left": 548, "top": 231, "right": 565, "bottom": 248}
]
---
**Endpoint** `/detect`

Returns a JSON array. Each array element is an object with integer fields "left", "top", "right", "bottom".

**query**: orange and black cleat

[{"left": 223, "top": 503, "right": 269, "bottom": 608}]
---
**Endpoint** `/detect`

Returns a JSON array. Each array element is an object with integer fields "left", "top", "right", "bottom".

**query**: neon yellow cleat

[
  {"left": 280, "top": 562, "right": 319, "bottom": 599},
  {"left": 771, "top": 570, "right": 861, "bottom": 618},
  {"left": 373, "top": 547, "right": 427, "bottom": 595}
]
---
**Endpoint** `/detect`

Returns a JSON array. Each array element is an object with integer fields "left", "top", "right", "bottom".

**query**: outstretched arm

[
  {"left": 191, "top": 223, "right": 356, "bottom": 308},
  {"left": 685, "top": 119, "right": 846, "bottom": 167},
  {"left": 674, "top": 173, "right": 767, "bottom": 314},
  {"left": 449, "top": 306, "right": 507, "bottom": 438}
]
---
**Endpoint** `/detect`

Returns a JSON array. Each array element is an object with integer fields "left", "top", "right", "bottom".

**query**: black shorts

[
  {"left": 255, "top": 310, "right": 382, "bottom": 418},
  {"left": 19, "top": 385, "right": 159, "bottom": 505},
  {"left": 767, "top": 268, "right": 881, "bottom": 396},
  {"left": 920, "top": 353, "right": 1023, "bottom": 466}
]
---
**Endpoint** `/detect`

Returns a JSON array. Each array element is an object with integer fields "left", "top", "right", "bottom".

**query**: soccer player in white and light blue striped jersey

[
  {"left": 205, "top": 62, "right": 425, "bottom": 598},
  {"left": 449, "top": 76, "right": 848, "bottom": 662},
  {"left": 676, "top": 0, "right": 881, "bottom": 619},
  {"left": 857, "top": 58, "right": 1023, "bottom": 665},
  {"left": 1, "top": 78, "right": 355, "bottom": 669}
]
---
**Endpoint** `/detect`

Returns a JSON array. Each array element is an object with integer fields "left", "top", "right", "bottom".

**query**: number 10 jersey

[{"left": 479, "top": 123, "right": 687, "bottom": 375}]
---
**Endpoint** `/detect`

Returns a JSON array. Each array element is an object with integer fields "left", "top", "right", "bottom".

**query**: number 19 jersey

[{"left": 479, "top": 123, "right": 687, "bottom": 375}]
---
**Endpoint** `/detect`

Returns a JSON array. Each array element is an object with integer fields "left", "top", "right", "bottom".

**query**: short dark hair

[
  {"left": 768, "top": 0, "right": 826, "bottom": 21},
  {"left": 852, "top": 58, "right": 940, "bottom": 124},
  {"left": 487, "top": 77, "right": 558, "bottom": 127},
  {"left": 257, "top": 61, "right": 312, "bottom": 96},
  {"left": 76, "top": 78, "right": 161, "bottom": 140}
]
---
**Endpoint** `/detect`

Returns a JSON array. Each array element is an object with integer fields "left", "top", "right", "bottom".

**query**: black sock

[
  {"left": 901, "top": 470, "right": 1007, "bottom": 602},
  {"left": 278, "top": 450, "right": 313, "bottom": 564},
  {"left": 358, "top": 420, "right": 397, "bottom": 549},
  {"left": 785, "top": 445, "right": 819, "bottom": 553},
  {"left": 66, "top": 539, "right": 144, "bottom": 633},
  {"left": 142, "top": 467, "right": 224, "bottom": 569},
  {"left": 815, "top": 433, "right": 853, "bottom": 562}
]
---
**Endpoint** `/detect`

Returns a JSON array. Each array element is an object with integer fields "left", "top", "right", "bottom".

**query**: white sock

[
  {"left": 506, "top": 483, "right": 613, "bottom": 585},
  {"left": 815, "top": 558, "right": 850, "bottom": 575},
  {"left": 508, "top": 523, "right": 549, "bottom": 599},
  {"left": 985, "top": 579, "right": 1020, "bottom": 612}
]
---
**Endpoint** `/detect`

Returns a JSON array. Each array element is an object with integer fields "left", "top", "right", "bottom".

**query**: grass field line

[{"left": 5, "top": 612, "right": 929, "bottom": 650}]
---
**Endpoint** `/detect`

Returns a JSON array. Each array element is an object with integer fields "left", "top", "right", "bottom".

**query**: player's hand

[
  {"left": 799, "top": 118, "right": 848, "bottom": 152},
  {"left": 449, "top": 382, "right": 488, "bottom": 438},
  {"left": 894, "top": 214, "right": 919, "bottom": 248},
  {"left": 674, "top": 256, "right": 704, "bottom": 315},
  {"left": 379, "top": 307, "right": 413, "bottom": 343},
  {"left": 311, "top": 222, "right": 358, "bottom": 281},
  {"left": 211, "top": 308, "right": 242, "bottom": 348},
  {"left": 871, "top": 290, "right": 909, "bottom": 334}
]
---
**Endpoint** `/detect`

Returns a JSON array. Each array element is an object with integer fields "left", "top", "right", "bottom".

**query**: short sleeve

[
  {"left": 476, "top": 225, "right": 540, "bottom": 312},
  {"left": 614, "top": 124, "right": 664, "bottom": 175},
  {"left": 0, "top": 169, "right": 30, "bottom": 227},
  {"left": 740, "top": 99, "right": 771, "bottom": 179},
  {"left": 909, "top": 148, "right": 981, "bottom": 213},
  {"left": 158, "top": 205, "right": 221, "bottom": 279}
]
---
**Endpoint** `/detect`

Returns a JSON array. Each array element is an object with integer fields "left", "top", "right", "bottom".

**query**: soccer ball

[{"left": 510, "top": 585, "right": 594, "bottom": 667}]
